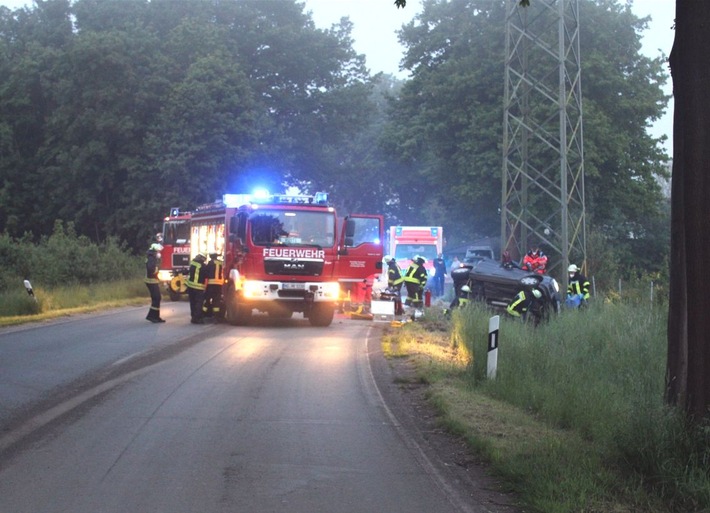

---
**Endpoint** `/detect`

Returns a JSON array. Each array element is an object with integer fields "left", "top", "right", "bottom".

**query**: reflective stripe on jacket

[
  {"left": 186, "top": 259, "right": 206, "bottom": 290},
  {"left": 568, "top": 273, "right": 590, "bottom": 299},
  {"left": 145, "top": 252, "right": 160, "bottom": 284}
]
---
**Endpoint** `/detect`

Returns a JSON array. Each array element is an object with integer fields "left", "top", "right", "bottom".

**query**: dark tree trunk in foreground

[{"left": 666, "top": 1, "right": 710, "bottom": 419}]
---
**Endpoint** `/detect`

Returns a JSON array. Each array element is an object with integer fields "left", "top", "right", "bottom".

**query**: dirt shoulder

[{"left": 368, "top": 323, "right": 525, "bottom": 513}]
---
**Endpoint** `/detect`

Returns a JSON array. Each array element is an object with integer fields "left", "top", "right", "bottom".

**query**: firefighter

[
  {"left": 145, "top": 243, "right": 165, "bottom": 323},
  {"left": 186, "top": 253, "right": 207, "bottom": 324},
  {"left": 522, "top": 244, "right": 548, "bottom": 274},
  {"left": 384, "top": 255, "right": 404, "bottom": 315},
  {"left": 444, "top": 284, "right": 472, "bottom": 317},
  {"left": 385, "top": 256, "right": 404, "bottom": 292},
  {"left": 506, "top": 286, "right": 542, "bottom": 321},
  {"left": 566, "top": 264, "right": 590, "bottom": 308},
  {"left": 202, "top": 252, "right": 224, "bottom": 320},
  {"left": 403, "top": 255, "right": 428, "bottom": 309}
]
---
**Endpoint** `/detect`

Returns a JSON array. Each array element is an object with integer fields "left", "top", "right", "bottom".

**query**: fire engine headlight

[
  {"left": 157, "top": 270, "right": 172, "bottom": 281},
  {"left": 242, "top": 280, "right": 263, "bottom": 298},
  {"left": 322, "top": 282, "right": 340, "bottom": 298}
]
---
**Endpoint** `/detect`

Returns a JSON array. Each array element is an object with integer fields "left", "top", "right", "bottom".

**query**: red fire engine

[
  {"left": 157, "top": 207, "right": 192, "bottom": 300},
  {"left": 189, "top": 191, "right": 384, "bottom": 327}
]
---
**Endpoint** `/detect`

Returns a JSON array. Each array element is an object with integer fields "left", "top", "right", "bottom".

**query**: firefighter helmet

[
  {"left": 568, "top": 264, "right": 579, "bottom": 273},
  {"left": 461, "top": 285, "right": 471, "bottom": 293},
  {"left": 532, "top": 288, "right": 542, "bottom": 299},
  {"left": 149, "top": 243, "right": 163, "bottom": 252}
]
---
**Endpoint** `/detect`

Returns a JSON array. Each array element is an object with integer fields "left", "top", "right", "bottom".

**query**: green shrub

[{"left": 0, "top": 221, "right": 142, "bottom": 292}]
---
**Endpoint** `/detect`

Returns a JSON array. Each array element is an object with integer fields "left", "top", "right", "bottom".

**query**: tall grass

[
  {"left": 453, "top": 302, "right": 710, "bottom": 511},
  {"left": 0, "top": 279, "right": 148, "bottom": 325}
]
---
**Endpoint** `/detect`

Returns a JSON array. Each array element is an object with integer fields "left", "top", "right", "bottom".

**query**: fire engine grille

[
  {"left": 265, "top": 260, "right": 323, "bottom": 276},
  {"left": 173, "top": 254, "right": 190, "bottom": 267}
]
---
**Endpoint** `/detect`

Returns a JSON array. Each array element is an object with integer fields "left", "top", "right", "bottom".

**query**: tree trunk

[{"left": 666, "top": 2, "right": 710, "bottom": 419}]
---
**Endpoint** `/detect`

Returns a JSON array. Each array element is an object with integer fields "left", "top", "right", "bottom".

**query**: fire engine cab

[
  {"left": 189, "top": 191, "right": 384, "bottom": 327},
  {"left": 157, "top": 208, "right": 192, "bottom": 300}
]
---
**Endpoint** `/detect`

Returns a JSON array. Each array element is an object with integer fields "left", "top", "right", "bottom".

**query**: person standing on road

[
  {"left": 385, "top": 255, "right": 405, "bottom": 315},
  {"left": 202, "top": 252, "right": 224, "bottom": 320},
  {"left": 433, "top": 253, "right": 446, "bottom": 297},
  {"left": 186, "top": 253, "right": 207, "bottom": 324},
  {"left": 403, "top": 255, "right": 428, "bottom": 309},
  {"left": 145, "top": 243, "right": 165, "bottom": 323}
]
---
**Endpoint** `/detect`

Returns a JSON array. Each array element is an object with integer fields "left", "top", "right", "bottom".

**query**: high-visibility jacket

[
  {"left": 186, "top": 258, "right": 206, "bottom": 291},
  {"left": 507, "top": 290, "right": 531, "bottom": 317},
  {"left": 205, "top": 259, "right": 224, "bottom": 286},
  {"left": 144, "top": 251, "right": 160, "bottom": 285},
  {"left": 387, "top": 262, "right": 404, "bottom": 290},
  {"left": 523, "top": 251, "right": 548, "bottom": 274},
  {"left": 568, "top": 272, "right": 590, "bottom": 299},
  {"left": 403, "top": 262, "right": 427, "bottom": 288}
]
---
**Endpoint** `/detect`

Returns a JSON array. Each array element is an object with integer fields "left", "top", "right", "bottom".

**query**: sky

[
  {"left": 304, "top": 0, "right": 675, "bottom": 153},
  {"left": 0, "top": 0, "right": 675, "bottom": 152}
]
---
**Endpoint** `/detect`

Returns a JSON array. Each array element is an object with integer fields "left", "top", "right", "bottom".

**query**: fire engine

[
  {"left": 387, "top": 225, "right": 444, "bottom": 277},
  {"left": 189, "top": 191, "right": 384, "bottom": 327},
  {"left": 157, "top": 207, "right": 192, "bottom": 300}
]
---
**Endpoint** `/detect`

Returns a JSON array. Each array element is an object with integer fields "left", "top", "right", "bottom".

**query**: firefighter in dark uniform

[
  {"left": 145, "top": 243, "right": 165, "bottom": 323},
  {"left": 506, "top": 286, "right": 542, "bottom": 321},
  {"left": 403, "top": 255, "right": 428, "bottom": 308},
  {"left": 202, "top": 252, "right": 224, "bottom": 320},
  {"left": 186, "top": 253, "right": 207, "bottom": 324},
  {"left": 566, "top": 264, "right": 591, "bottom": 308},
  {"left": 385, "top": 255, "right": 405, "bottom": 315}
]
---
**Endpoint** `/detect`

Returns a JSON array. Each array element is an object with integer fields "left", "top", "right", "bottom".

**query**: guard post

[{"left": 487, "top": 315, "right": 499, "bottom": 379}]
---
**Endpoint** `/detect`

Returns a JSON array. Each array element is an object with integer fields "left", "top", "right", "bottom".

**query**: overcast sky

[{"left": 304, "top": 0, "right": 675, "bottom": 153}]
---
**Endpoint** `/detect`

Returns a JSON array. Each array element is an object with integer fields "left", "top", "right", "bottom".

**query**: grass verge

[{"left": 383, "top": 302, "right": 705, "bottom": 513}]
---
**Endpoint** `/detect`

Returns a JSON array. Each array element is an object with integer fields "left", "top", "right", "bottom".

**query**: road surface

[{"left": 0, "top": 302, "right": 512, "bottom": 512}]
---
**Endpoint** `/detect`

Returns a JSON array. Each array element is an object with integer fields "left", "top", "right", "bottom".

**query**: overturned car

[{"left": 451, "top": 258, "right": 562, "bottom": 322}]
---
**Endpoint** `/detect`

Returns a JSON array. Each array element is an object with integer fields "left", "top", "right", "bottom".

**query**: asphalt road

[{"left": 0, "top": 302, "right": 498, "bottom": 513}]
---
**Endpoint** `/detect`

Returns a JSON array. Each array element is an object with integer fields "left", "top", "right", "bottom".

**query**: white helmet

[
  {"left": 568, "top": 264, "right": 579, "bottom": 273},
  {"left": 461, "top": 285, "right": 471, "bottom": 293},
  {"left": 532, "top": 288, "right": 542, "bottom": 299},
  {"left": 384, "top": 255, "right": 394, "bottom": 263},
  {"left": 150, "top": 243, "right": 163, "bottom": 252}
]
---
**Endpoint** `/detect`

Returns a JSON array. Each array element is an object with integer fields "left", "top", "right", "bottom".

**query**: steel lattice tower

[{"left": 501, "top": 0, "right": 586, "bottom": 287}]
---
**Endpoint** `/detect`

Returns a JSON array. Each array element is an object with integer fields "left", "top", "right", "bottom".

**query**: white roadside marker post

[{"left": 487, "top": 315, "right": 499, "bottom": 379}]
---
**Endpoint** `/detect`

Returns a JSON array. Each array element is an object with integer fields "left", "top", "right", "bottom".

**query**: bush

[{"left": 0, "top": 221, "right": 142, "bottom": 292}]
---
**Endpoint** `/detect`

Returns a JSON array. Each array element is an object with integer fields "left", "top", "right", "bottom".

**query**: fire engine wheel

[
  {"left": 226, "top": 295, "right": 251, "bottom": 326},
  {"left": 308, "top": 303, "right": 335, "bottom": 327},
  {"left": 168, "top": 287, "right": 182, "bottom": 302},
  {"left": 170, "top": 275, "right": 187, "bottom": 292}
]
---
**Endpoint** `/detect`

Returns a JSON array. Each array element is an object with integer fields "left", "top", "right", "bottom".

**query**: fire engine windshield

[
  {"left": 250, "top": 210, "right": 335, "bottom": 248},
  {"left": 163, "top": 220, "right": 191, "bottom": 245},
  {"left": 395, "top": 244, "right": 438, "bottom": 262}
]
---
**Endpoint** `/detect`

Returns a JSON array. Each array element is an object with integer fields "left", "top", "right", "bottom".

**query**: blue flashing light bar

[{"left": 222, "top": 192, "right": 329, "bottom": 208}]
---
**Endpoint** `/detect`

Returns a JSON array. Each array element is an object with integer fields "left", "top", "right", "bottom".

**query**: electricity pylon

[{"left": 501, "top": 0, "right": 586, "bottom": 289}]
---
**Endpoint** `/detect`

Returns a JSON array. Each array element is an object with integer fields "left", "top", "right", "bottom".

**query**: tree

[
  {"left": 385, "top": 0, "right": 669, "bottom": 268},
  {"left": 665, "top": 3, "right": 710, "bottom": 420},
  {"left": 0, "top": 0, "right": 381, "bottom": 250},
  {"left": 393, "top": 0, "right": 707, "bottom": 422}
]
